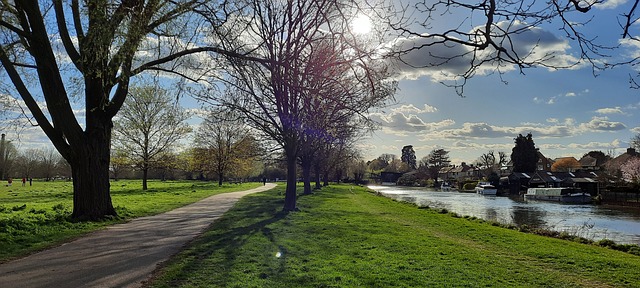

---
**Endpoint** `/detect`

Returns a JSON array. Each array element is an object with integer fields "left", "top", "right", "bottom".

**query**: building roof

[
  {"left": 578, "top": 155, "right": 598, "bottom": 167},
  {"left": 606, "top": 148, "right": 639, "bottom": 170}
]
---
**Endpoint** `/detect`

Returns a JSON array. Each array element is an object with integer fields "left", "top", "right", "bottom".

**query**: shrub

[
  {"left": 11, "top": 204, "right": 26, "bottom": 211},
  {"left": 463, "top": 182, "right": 477, "bottom": 190},
  {"left": 396, "top": 174, "right": 418, "bottom": 187}
]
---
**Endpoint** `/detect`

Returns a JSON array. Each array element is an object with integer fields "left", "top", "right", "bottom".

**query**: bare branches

[
  {"left": 383, "top": 0, "right": 640, "bottom": 95},
  {"left": 622, "top": 0, "right": 640, "bottom": 39}
]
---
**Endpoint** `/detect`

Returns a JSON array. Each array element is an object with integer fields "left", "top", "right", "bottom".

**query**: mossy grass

[
  {"left": 0, "top": 179, "right": 261, "bottom": 262},
  {"left": 149, "top": 184, "right": 640, "bottom": 287}
]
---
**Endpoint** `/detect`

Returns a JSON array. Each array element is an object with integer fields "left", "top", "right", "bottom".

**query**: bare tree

[
  {"left": 39, "top": 148, "right": 61, "bottom": 181},
  {"left": 16, "top": 148, "right": 40, "bottom": 179},
  {"left": 201, "top": 0, "right": 395, "bottom": 211},
  {"left": 384, "top": 1, "right": 640, "bottom": 94},
  {"left": 193, "top": 110, "right": 259, "bottom": 186},
  {"left": 0, "top": 1, "right": 229, "bottom": 219},
  {"left": 113, "top": 86, "right": 191, "bottom": 190}
]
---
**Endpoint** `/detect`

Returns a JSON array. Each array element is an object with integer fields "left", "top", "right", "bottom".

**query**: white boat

[
  {"left": 440, "top": 182, "right": 453, "bottom": 191},
  {"left": 475, "top": 182, "right": 497, "bottom": 195},
  {"left": 525, "top": 188, "right": 591, "bottom": 204}
]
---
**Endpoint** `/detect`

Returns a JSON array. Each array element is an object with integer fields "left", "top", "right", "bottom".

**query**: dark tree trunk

[
  {"left": 218, "top": 174, "right": 223, "bottom": 186},
  {"left": 70, "top": 130, "right": 116, "bottom": 221},
  {"left": 314, "top": 162, "right": 321, "bottom": 190},
  {"left": 284, "top": 153, "right": 298, "bottom": 211},
  {"left": 302, "top": 160, "right": 312, "bottom": 195},
  {"left": 142, "top": 166, "right": 148, "bottom": 190},
  {"left": 323, "top": 169, "right": 329, "bottom": 187}
]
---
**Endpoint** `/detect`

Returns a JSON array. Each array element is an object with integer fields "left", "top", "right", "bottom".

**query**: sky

[
  {"left": 1, "top": 0, "right": 640, "bottom": 167},
  {"left": 359, "top": 0, "right": 640, "bottom": 165}
]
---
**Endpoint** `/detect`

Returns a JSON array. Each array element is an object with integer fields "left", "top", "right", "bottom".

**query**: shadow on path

[{"left": 0, "top": 183, "right": 276, "bottom": 288}]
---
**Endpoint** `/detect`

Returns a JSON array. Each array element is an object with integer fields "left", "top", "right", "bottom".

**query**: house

[
  {"left": 507, "top": 172, "right": 532, "bottom": 194},
  {"left": 448, "top": 162, "right": 477, "bottom": 181},
  {"left": 526, "top": 171, "right": 601, "bottom": 195},
  {"left": 438, "top": 166, "right": 455, "bottom": 182},
  {"left": 605, "top": 148, "right": 640, "bottom": 179},
  {"left": 578, "top": 155, "right": 599, "bottom": 171},
  {"left": 536, "top": 151, "right": 553, "bottom": 171},
  {"left": 528, "top": 171, "right": 563, "bottom": 188},
  {"left": 561, "top": 172, "right": 600, "bottom": 196}
]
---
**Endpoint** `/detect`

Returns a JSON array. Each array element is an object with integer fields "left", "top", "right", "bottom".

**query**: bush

[
  {"left": 396, "top": 174, "right": 418, "bottom": 187},
  {"left": 463, "top": 182, "right": 477, "bottom": 190}
]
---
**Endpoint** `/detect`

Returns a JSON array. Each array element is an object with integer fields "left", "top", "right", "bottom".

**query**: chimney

[{"left": 627, "top": 148, "right": 637, "bottom": 156}]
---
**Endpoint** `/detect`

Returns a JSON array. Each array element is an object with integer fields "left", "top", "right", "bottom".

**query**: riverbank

[
  {"left": 148, "top": 184, "right": 640, "bottom": 287},
  {"left": 372, "top": 185, "right": 640, "bottom": 245}
]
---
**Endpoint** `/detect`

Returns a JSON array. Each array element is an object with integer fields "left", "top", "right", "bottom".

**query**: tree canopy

[
  {"left": 511, "top": 134, "right": 539, "bottom": 173},
  {"left": 113, "top": 85, "right": 191, "bottom": 190},
  {"left": 401, "top": 145, "right": 417, "bottom": 170}
]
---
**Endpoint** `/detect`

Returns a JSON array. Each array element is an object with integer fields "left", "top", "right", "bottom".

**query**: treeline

[{"left": 0, "top": 135, "right": 70, "bottom": 181}]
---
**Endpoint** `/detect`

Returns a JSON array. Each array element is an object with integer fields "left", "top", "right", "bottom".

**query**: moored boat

[
  {"left": 475, "top": 182, "right": 497, "bottom": 195},
  {"left": 525, "top": 187, "right": 591, "bottom": 204},
  {"left": 440, "top": 182, "right": 453, "bottom": 191}
]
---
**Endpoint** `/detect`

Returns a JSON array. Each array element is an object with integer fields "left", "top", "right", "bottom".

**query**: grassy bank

[
  {"left": 0, "top": 180, "right": 260, "bottom": 262},
  {"left": 149, "top": 184, "right": 640, "bottom": 287}
]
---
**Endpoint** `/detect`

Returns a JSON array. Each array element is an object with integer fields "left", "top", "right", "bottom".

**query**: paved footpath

[{"left": 0, "top": 183, "right": 277, "bottom": 288}]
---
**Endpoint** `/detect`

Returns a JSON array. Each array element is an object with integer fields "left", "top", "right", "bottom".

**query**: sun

[{"left": 351, "top": 14, "right": 372, "bottom": 34}]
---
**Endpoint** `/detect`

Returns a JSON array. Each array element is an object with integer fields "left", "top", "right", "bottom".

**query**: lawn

[
  {"left": 0, "top": 179, "right": 261, "bottom": 262},
  {"left": 149, "top": 184, "right": 640, "bottom": 288}
]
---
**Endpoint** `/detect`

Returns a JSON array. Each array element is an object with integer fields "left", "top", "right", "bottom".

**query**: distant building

[
  {"left": 379, "top": 172, "right": 404, "bottom": 185},
  {"left": 506, "top": 170, "right": 601, "bottom": 195},
  {"left": 605, "top": 148, "right": 639, "bottom": 179},
  {"left": 578, "top": 155, "right": 599, "bottom": 171},
  {"left": 536, "top": 151, "right": 553, "bottom": 171},
  {"left": 506, "top": 172, "right": 532, "bottom": 194}
]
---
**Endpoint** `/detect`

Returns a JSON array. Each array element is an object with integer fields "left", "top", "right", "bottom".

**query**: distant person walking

[
  {"left": 29, "top": 178, "right": 32, "bottom": 186},
  {"left": 7, "top": 178, "right": 11, "bottom": 186},
  {"left": 263, "top": 177, "right": 266, "bottom": 186},
  {"left": 21, "top": 177, "right": 25, "bottom": 186}
]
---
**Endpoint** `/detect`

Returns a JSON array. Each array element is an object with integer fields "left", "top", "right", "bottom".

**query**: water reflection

[
  {"left": 511, "top": 205, "right": 546, "bottom": 228},
  {"left": 369, "top": 185, "right": 640, "bottom": 245}
]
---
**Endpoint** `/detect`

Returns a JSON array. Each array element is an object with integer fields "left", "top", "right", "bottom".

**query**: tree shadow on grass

[{"left": 155, "top": 189, "right": 288, "bottom": 287}]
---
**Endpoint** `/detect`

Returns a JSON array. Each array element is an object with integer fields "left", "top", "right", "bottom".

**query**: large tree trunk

[
  {"left": 70, "top": 132, "right": 116, "bottom": 221},
  {"left": 284, "top": 153, "right": 298, "bottom": 212}
]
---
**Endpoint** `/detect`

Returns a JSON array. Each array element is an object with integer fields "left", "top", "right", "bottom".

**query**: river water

[{"left": 369, "top": 185, "right": 640, "bottom": 245}]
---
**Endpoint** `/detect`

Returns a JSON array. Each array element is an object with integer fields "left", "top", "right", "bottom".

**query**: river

[{"left": 369, "top": 185, "right": 640, "bottom": 245}]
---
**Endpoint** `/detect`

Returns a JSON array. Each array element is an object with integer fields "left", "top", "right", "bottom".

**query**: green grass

[
  {"left": 149, "top": 184, "right": 640, "bottom": 288},
  {"left": 0, "top": 179, "right": 261, "bottom": 262}
]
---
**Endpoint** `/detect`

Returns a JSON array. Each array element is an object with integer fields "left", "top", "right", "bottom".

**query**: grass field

[
  {"left": 0, "top": 179, "right": 261, "bottom": 262},
  {"left": 149, "top": 184, "right": 640, "bottom": 288}
]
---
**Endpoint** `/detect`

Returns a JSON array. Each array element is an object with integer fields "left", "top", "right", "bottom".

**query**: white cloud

[
  {"left": 595, "top": 0, "right": 628, "bottom": 9},
  {"left": 565, "top": 92, "right": 576, "bottom": 97},
  {"left": 420, "top": 122, "right": 573, "bottom": 140},
  {"left": 370, "top": 111, "right": 454, "bottom": 135},
  {"left": 630, "top": 126, "right": 640, "bottom": 133},
  {"left": 595, "top": 107, "right": 625, "bottom": 115},
  {"left": 567, "top": 139, "right": 622, "bottom": 149},
  {"left": 578, "top": 116, "right": 627, "bottom": 131},
  {"left": 391, "top": 104, "right": 438, "bottom": 114},
  {"left": 387, "top": 21, "right": 580, "bottom": 81}
]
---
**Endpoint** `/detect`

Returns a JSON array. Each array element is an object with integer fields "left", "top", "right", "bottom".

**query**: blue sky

[
  {"left": 1, "top": 0, "right": 639, "bottom": 168},
  {"left": 361, "top": 0, "right": 640, "bottom": 164}
]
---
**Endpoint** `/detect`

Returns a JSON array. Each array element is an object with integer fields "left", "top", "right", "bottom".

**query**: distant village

[{"left": 370, "top": 146, "right": 640, "bottom": 208}]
